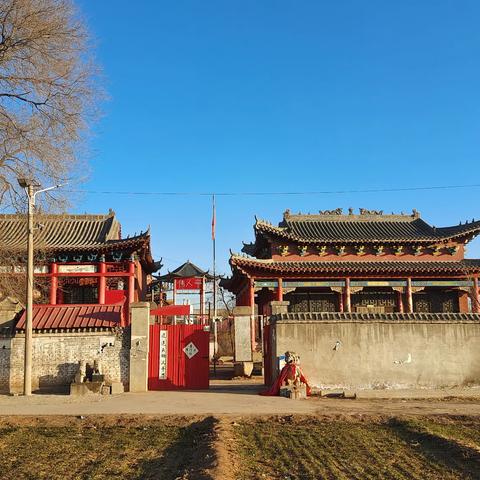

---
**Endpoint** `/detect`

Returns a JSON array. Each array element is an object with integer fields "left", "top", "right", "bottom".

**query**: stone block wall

[
  {"left": 269, "top": 317, "right": 480, "bottom": 390},
  {"left": 2, "top": 328, "right": 130, "bottom": 394},
  {"left": 0, "top": 338, "right": 11, "bottom": 392}
]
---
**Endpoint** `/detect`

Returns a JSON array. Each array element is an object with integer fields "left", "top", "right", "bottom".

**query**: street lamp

[{"left": 17, "top": 178, "right": 62, "bottom": 396}]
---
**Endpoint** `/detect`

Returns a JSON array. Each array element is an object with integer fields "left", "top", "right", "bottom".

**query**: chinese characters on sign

[
  {"left": 159, "top": 330, "right": 168, "bottom": 379},
  {"left": 183, "top": 342, "right": 199, "bottom": 359},
  {"left": 174, "top": 277, "right": 202, "bottom": 290}
]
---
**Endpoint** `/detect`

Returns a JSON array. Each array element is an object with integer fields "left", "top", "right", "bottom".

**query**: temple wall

[
  {"left": 270, "top": 319, "right": 480, "bottom": 389},
  {"left": 2, "top": 329, "right": 130, "bottom": 394}
]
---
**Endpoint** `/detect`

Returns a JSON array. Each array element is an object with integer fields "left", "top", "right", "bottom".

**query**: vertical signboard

[{"left": 159, "top": 330, "right": 168, "bottom": 379}]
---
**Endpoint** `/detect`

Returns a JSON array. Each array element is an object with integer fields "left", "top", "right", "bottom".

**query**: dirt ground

[
  {"left": 1, "top": 382, "right": 480, "bottom": 478},
  {"left": 1, "top": 413, "right": 479, "bottom": 479},
  {"left": 1, "top": 382, "right": 480, "bottom": 416}
]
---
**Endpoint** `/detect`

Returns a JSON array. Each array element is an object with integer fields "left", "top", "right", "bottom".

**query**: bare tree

[{"left": 0, "top": 0, "right": 101, "bottom": 209}]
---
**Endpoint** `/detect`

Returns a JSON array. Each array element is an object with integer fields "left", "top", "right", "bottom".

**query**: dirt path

[{"left": 1, "top": 384, "right": 479, "bottom": 417}]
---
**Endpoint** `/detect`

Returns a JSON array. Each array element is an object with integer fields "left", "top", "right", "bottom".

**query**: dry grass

[
  {"left": 233, "top": 416, "right": 480, "bottom": 480},
  {"left": 0, "top": 415, "right": 479, "bottom": 479},
  {"left": 0, "top": 416, "right": 216, "bottom": 480}
]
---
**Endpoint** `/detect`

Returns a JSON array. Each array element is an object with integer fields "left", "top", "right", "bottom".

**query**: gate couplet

[{"left": 148, "top": 324, "right": 209, "bottom": 390}]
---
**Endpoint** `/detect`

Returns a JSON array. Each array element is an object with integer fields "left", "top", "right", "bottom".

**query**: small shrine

[{"left": 154, "top": 260, "right": 214, "bottom": 322}]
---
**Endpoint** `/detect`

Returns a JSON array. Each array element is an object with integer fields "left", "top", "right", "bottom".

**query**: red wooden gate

[{"left": 148, "top": 324, "right": 210, "bottom": 390}]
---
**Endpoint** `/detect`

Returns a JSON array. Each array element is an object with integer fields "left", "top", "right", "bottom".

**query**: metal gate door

[{"left": 148, "top": 324, "right": 210, "bottom": 390}]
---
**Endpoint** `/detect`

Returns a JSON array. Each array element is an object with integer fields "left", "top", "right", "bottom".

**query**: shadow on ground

[
  {"left": 133, "top": 416, "right": 217, "bottom": 480},
  {"left": 389, "top": 418, "right": 480, "bottom": 478}
]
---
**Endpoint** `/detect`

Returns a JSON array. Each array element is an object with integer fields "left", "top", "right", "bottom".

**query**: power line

[{"left": 64, "top": 183, "right": 480, "bottom": 197}]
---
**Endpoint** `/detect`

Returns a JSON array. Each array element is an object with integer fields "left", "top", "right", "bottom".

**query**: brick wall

[{"left": 1, "top": 328, "right": 130, "bottom": 394}]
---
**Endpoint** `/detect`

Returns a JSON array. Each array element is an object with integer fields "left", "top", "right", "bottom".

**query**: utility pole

[
  {"left": 18, "top": 178, "right": 62, "bottom": 396},
  {"left": 24, "top": 184, "right": 34, "bottom": 396}
]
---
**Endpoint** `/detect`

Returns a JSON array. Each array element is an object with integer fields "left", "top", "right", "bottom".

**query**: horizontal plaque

[
  {"left": 351, "top": 281, "right": 407, "bottom": 287},
  {"left": 254, "top": 281, "right": 278, "bottom": 288},
  {"left": 283, "top": 281, "right": 346, "bottom": 287},
  {"left": 58, "top": 264, "right": 97, "bottom": 273},
  {"left": 412, "top": 280, "right": 474, "bottom": 287}
]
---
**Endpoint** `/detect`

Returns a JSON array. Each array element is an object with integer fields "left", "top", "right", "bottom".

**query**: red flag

[{"left": 211, "top": 195, "right": 216, "bottom": 240}]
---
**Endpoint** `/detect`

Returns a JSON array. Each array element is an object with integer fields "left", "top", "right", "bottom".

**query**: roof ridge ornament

[
  {"left": 319, "top": 208, "right": 343, "bottom": 215},
  {"left": 359, "top": 208, "right": 383, "bottom": 215}
]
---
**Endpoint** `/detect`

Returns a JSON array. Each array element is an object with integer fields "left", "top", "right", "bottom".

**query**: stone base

[
  {"left": 234, "top": 361, "right": 254, "bottom": 377},
  {"left": 110, "top": 382, "right": 125, "bottom": 395},
  {"left": 279, "top": 382, "right": 307, "bottom": 400},
  {"left": 70, "top": 381, "right": 104, "bottom": 396}
]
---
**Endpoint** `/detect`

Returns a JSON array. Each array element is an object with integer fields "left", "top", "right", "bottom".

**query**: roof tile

[{"left": 16, "top": 304, "right": 122, "bottom": 331}]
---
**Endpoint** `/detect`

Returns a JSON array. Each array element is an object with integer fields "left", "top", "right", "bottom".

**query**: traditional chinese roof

[
  {"left": 156, "top": 260, "right": 214, "bottom": 282},
  {"left": 16, "top": 303, "right": 122, "bottom": 331},
  {"left": 230, "top": 255, "right": 480, "bottom": 275},
  {"left": 0, "top": 211, "right": 158, "bottom": 272},
  {"left": 252, "top": 209, "right": 480, "bottom": 246}
]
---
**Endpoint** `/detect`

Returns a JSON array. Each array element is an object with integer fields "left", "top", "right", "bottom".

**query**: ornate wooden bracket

[{"left": 350, "top": 287, "right": 363, "bottom": 294}]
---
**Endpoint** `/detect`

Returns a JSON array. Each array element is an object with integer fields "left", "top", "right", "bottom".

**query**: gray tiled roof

[
  {"left": 255, "top": 211, "right": 480, "bottom": 244},
  {"left": 0, "top": 212, "right": 149, "bottom": 252},
  {"left": 156, "top": 260, "right": 214, "bottom": 281}
]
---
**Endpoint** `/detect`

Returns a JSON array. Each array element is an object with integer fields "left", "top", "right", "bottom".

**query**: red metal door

[
  {"left": 263, "top": 324, "right": 272, "bottom": 386},
  {"left": 148, "top": 324, "right": 209, "bottom": 390}
]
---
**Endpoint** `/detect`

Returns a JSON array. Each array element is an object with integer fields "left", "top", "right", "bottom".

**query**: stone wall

[
  {"left": 0, "top": 338, "right": 11, "bottom": 392},
  {"left": 269, "top": 315, "right": 480, "bottom": 390},
  {"left": 2, "top": 328, "right": 130, "bottom": 394}
]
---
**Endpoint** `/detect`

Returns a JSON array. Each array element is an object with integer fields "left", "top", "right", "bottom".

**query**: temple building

[
  {"left": 0, "top": 210, "right": 159, "bottom": 331},
  {"left": 223, "top": 208, "right": 480, "bottom": 316}
]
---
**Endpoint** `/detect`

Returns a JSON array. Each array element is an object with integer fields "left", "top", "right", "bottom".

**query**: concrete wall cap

[
  {"left": 130, "top": 302, "right": 150, "bottom": 308},
  {"left": 233, "top": 306, "right": 252, "bottom": 315}
]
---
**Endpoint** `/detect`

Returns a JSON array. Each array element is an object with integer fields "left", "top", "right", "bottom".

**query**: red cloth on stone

[{"left": 260, "top": 363, "right": 311, "bottom": 396}]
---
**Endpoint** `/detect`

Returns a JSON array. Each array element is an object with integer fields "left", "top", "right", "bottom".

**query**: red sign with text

[{"left": 174, "top": 277, "right": 202, "bottom": 290}]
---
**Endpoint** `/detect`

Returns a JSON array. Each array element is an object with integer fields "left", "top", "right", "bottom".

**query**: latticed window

[
  {"left": 58, "top": 277, "right": 98, "bottom": 304},
  {"left": 106, "top": 277, "right": 126, "bottom": 290},
  {"left": 352, "top": 291, "right": 396, "bottom": 313},
  {"left": 287, "top": 292, "right": 338, "bottom": 312},
  {"left": 413, "top": 290, "right": 459, "bottom": 313}
]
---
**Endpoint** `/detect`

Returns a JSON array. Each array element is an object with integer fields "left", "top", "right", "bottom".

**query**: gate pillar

[{"left": 129, "top": 302, "right": 150, "bottom": 392}]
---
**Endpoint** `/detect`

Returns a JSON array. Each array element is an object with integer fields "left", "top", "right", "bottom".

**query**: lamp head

[{"left": 17, "top": 178, "right": 40, "bottom": 189}]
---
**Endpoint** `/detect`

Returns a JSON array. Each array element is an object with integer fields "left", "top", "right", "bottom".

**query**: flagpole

[
  {"left": 212, "top": 194, "right": 217, "bottom": 318},
  {"left": 212, "top": 194, "right": 217, "bottom": 377}
]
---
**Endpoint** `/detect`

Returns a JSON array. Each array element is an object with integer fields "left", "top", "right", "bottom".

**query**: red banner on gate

[{"left": 174, "top": 277, "right": 202, "bottom": 290}]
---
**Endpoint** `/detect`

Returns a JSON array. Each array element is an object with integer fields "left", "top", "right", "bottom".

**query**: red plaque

[{"left": 174, "top": 277, "right": 202, "bottom": 290}]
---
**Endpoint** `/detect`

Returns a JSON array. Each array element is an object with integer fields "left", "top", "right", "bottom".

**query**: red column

[
  {"left": 397, "top": 290, "right": 404, "bottom": 313},
  {"left": 98, "top": 260, "right": 106, "bottom": 304},
  {"left": 249, "top": 277, "right": 256, "bottom": 353},
  {"left": 406, "top": 278, "right": 413, "bottom": 313},
  {"left": 200, "top": 277, "right": 205, "bottom": 323},
  {"left": 344, "top": 278, "right": 351, "bottom": 313},
  {"left": 128, "top": 260, "right": 135, "bottom": 304},
  {"left": 49, "top": 262, "right": 58, "bottom": 305},
  {"left": 276, "top": 278, "right": 283, "bottom": 301},
  {"left": 338, "top": 291, "right": 344, "bottom": 312},
  {"left": 473, "top": 276, "right": 480, "bottom": 313}
]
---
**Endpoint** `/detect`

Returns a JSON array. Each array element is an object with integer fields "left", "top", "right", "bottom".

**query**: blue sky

[{"left": 75, "top": 0, "right": 480, "bottom": 275}]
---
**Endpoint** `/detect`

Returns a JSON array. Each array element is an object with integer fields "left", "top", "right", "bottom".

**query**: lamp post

[{"left": 17, "top": 178, "right": 61, "bottom": 396}]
